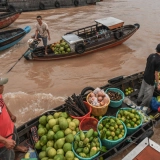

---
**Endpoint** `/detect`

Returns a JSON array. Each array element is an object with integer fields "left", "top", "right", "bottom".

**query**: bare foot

[
  {"left": 45, "top": 52, "right": 48, "bottom": 55},
  {"left": 14, "top": 145, "right": 28, "bottom": 153}
]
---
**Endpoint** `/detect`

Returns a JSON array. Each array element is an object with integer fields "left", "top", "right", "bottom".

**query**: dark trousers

[{"left": 0, "top": 126, "right": 19, "bottom": 160}]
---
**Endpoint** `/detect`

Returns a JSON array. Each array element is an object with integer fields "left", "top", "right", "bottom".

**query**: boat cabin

[{"left": 62, "top": 17, "right": 125, "bottom": 53}]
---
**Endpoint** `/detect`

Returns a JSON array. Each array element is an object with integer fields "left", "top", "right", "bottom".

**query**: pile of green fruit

[
  {"left": 50, "top": 39, "right": 71, "bottom": 55},
  {"left": 117, "top": 109, "right": 142, "bottom": 128},
  {"left": 73, "top": 129, "right": 100, "bottom": 158},
  {"left": 125, "top": 87, "right": 134, "bottom": 96},
  {"left": 35, "top": 112, "right": 80, "bottom": 160},
  {"left": 98, "top": 117, "right": 126, "bottom": 141}
]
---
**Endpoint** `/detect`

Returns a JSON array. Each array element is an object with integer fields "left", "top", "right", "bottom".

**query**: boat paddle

[{"left": 6, "top": 39, "right": 40, "bottom": 74}]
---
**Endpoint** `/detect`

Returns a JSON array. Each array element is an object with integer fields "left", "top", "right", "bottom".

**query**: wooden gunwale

[{"left": 31, "top": 27, "right": 138, "bottom": 61}]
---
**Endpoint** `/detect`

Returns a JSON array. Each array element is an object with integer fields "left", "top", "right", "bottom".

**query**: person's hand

[
  {"left": 10, "top": 114, "right": 16, "bottom": 123},
  {"left": 48, "top": 36, "right": 51, "bottom": 41},
  {"left": 4, "top": 139, "right": 16, "bottom": 150}
]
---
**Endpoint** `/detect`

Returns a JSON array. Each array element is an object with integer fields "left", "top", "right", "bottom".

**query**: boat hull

[
  {"left": 0, "top": 10, "right": 22, "bottom": 29},
  {"left": 16, "top": 71, "right": 160, "bottom": 160},
  {"left": 24, "top": 24, "right": 139, "bottom": 61},
  {"left": 0, "top": 26, "right": 31, "bottom": 51}
]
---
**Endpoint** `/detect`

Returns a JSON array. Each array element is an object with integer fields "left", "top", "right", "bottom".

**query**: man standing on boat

[
  {"left": 0, "top": 77, "right": 28, "bottom": 160},
  {"left": 137, "top": 44, "right": 160, "bottom": 110},
  {"left": 32, "top": 15, "right": 51, "bottom": 55}
]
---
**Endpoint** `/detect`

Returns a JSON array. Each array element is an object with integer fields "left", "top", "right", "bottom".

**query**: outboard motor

[{"left": 27, "top": 39, "right": 40, "bottom": 50}]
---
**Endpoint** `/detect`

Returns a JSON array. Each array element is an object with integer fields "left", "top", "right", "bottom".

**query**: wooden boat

[
  {"left": 24, "top": 17, "right": 140, "bottom": 61},
  {"left": 0, "top": 0, "right": 97, "bottom": 12},
  {"left": 0, "top": 26, "right": 31, "bottom": 51},
  {"left": 0, "top": 10, "right": 22, "bottom": 29},
  {"left": 16, "top": 71, "right": 160, "bottom": 159}
]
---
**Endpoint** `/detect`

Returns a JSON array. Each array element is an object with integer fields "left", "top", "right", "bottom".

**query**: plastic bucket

[
  {"left": 86, "top": 93, "right": 110, "bottom": 116},
  {"left": 70, "top": 101, "right": 92, "bottom": 122},
  {"left": 116, "top": 108, "right": 142, "bottom": 135},
  {"left": 79, "top": 117, "right": 98, "bottom": 131},
  {"left": 97, "top": 116, "right": 127, "bottom": 149},
  {"left": 72, "top": 131, "right": 102, "bottom": 160},
  {"left": 105, "top": 88, "right": 124, "bottom": 108}
]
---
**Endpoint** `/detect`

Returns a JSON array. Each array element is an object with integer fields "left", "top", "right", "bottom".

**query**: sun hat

[
  {"left": 0, "top": 77, "right": 8, "bottom": 85},
  {"left": 156, "top": 44, "right": 160, "bottom": 53}
]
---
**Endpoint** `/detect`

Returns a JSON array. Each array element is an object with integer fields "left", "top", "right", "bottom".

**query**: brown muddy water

[{"left": 0, "top": 0, "right": 160, "bottom": 159}]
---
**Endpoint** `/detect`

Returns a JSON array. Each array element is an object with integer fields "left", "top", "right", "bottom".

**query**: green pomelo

[
  {"left": 38, "top": 128, "right": 46, "bottom": 137},
  {"left": 42, "top": 145, "right": 47, "bottom": 151},
  {"left": 48, "top": 119, "right": 57, "bottom": 128},
  {"left": 35, "top": 141, "right": 41, "bottom": 150},
  {"left": 53, "top": 154, "right": 64, "bottom": 160},
  {"left": 65, "top": 151, "right": 75, "bottom": 160},
  {"left": 47, "top": 130, "right": 54, "bottom": 140},
  {"left": 55, "top": 138, "right": 65, "bottom": 149},
  {"left": 59, "top": 112, "right": 69, "bottom": 119},
  {"left": 53, "top": 125, "right": 60, "bottom": 133},
  {"left": 48, "top": 148, "right": 57, "bottom": 158},
  {"left": 59, "top": 118, "right": 69, "bottom": 130},
  {"left": 65, "top": 133, "right": 74, "bottom": 143},
  {"left": 53, "top": 112, "right": 61, "bottom": 119},
  {"left": 64, "top": 128, "right": 72, "bottom": 135},
  {"left": 69, "top": 122, "right": 76, "bottom": 131},
  {"left": 47, "top": 115, "right": 54, "bottom": 122},
  {"left": 63, "top": 143, "right": 72, "bottom": 153},
  {"left": 47, "top": 140, "right": 54, "bottom": 147},
  {"left": 38, "top": 124, "right": 45, "bottom": 128},
  {"left": 55, "top": 130, "right": 64, "bottom": 140},
  {"left": 39, "top": 151, "right": 47, "bottom": 159},
  {"left": 72, "top": 119, "right": 80, "bottom": 127},
  {"left": 39, "top": 115, "right": 47, "bottom": 126},
  {"left": 56, "top": 149, "right": 64, "bottom": 155},
  {"left": 40, "top": 135, "right": 48, "bottom": 146}
]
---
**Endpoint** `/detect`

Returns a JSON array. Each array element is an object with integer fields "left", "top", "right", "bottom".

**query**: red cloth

[{"left": 0, "top": 94, "right": 14, "bottom": 148}]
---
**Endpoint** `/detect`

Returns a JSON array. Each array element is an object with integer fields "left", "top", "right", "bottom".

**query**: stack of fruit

[
  {"left": 98, "top": 117, "right": 126, "bottom": 141},
  {"left": 35, "top": 112, "right": 80, "bottom": 160},
  {"left": 50, "top": 40, "right": 71, "bottom": 54},
  {"left": 116, "top": 108, "right": 142, "bottom": 131},
  {"left": 72, "top": 129, "right": 101, "bottom": 159},
  {"left": 125, "top": 87, "right": 134, "bottom": 96}
]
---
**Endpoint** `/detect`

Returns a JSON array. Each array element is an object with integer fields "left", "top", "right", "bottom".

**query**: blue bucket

[
  {"left": 105, "top": 88, "right": 124, "bottom": 108},
  {"left": 116, "top": 108, "right": 143, "bottom": 135},
  {"left": 97, "top": 116, "right": 127, "bottom": 149},
  {"left": 72, "top": 131, "right": 102, "bottom": 160}
]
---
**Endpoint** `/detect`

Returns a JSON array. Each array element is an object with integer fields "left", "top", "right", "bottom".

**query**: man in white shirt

[{"left": 32, "top": 15, "right": 51, "bottom": 55}]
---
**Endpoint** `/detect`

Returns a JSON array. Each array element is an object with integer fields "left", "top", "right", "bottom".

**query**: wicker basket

[{"left": 86, "top": 93, "right": 110, "bottom": 116}]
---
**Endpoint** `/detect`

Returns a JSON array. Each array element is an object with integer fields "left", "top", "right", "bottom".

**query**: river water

[{"left": 1, "top": 0, "right": 160, "bottom": 159}]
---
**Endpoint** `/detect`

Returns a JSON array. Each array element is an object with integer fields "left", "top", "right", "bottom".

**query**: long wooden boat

[
  {"left": 24, "top": 17, "right": 140, "bottom": 61},
  {"left": 0, "top": 10, "right": 22, "bottom": 29},
  {"left": 0, "top": 0, "right": 97, "bottom": 12},
  {"left": 0, "top": 26, "right": 31, "bottom": 51},
  {"left": 16, "top": 71, "right": 160, "bottom": 159}
]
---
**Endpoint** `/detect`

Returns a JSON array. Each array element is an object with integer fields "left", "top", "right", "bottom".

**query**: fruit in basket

[
  {"left": 98, "top": 117, "right": 125, "bottom": 140},
  {"left": 117, "top": 109, "right": 141, "bottom": 128},
  {"left": 73, "top": 129, "right": 100, "bottom": 158}
]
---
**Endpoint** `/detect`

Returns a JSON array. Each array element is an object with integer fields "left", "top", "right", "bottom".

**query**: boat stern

[
  {"left": 24, "top": 26, "right": 31, "bottom": 34},
  {"left": 23, "top": 48, "right": 33, "bottom": 60}
]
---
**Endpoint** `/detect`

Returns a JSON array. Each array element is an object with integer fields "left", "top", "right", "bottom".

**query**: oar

[
  {"left": 6, "top": 39, "right": 40, "bottom": 73},
  {"left": 6, "top": 53, "right": 25, "bottom": 73}
]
